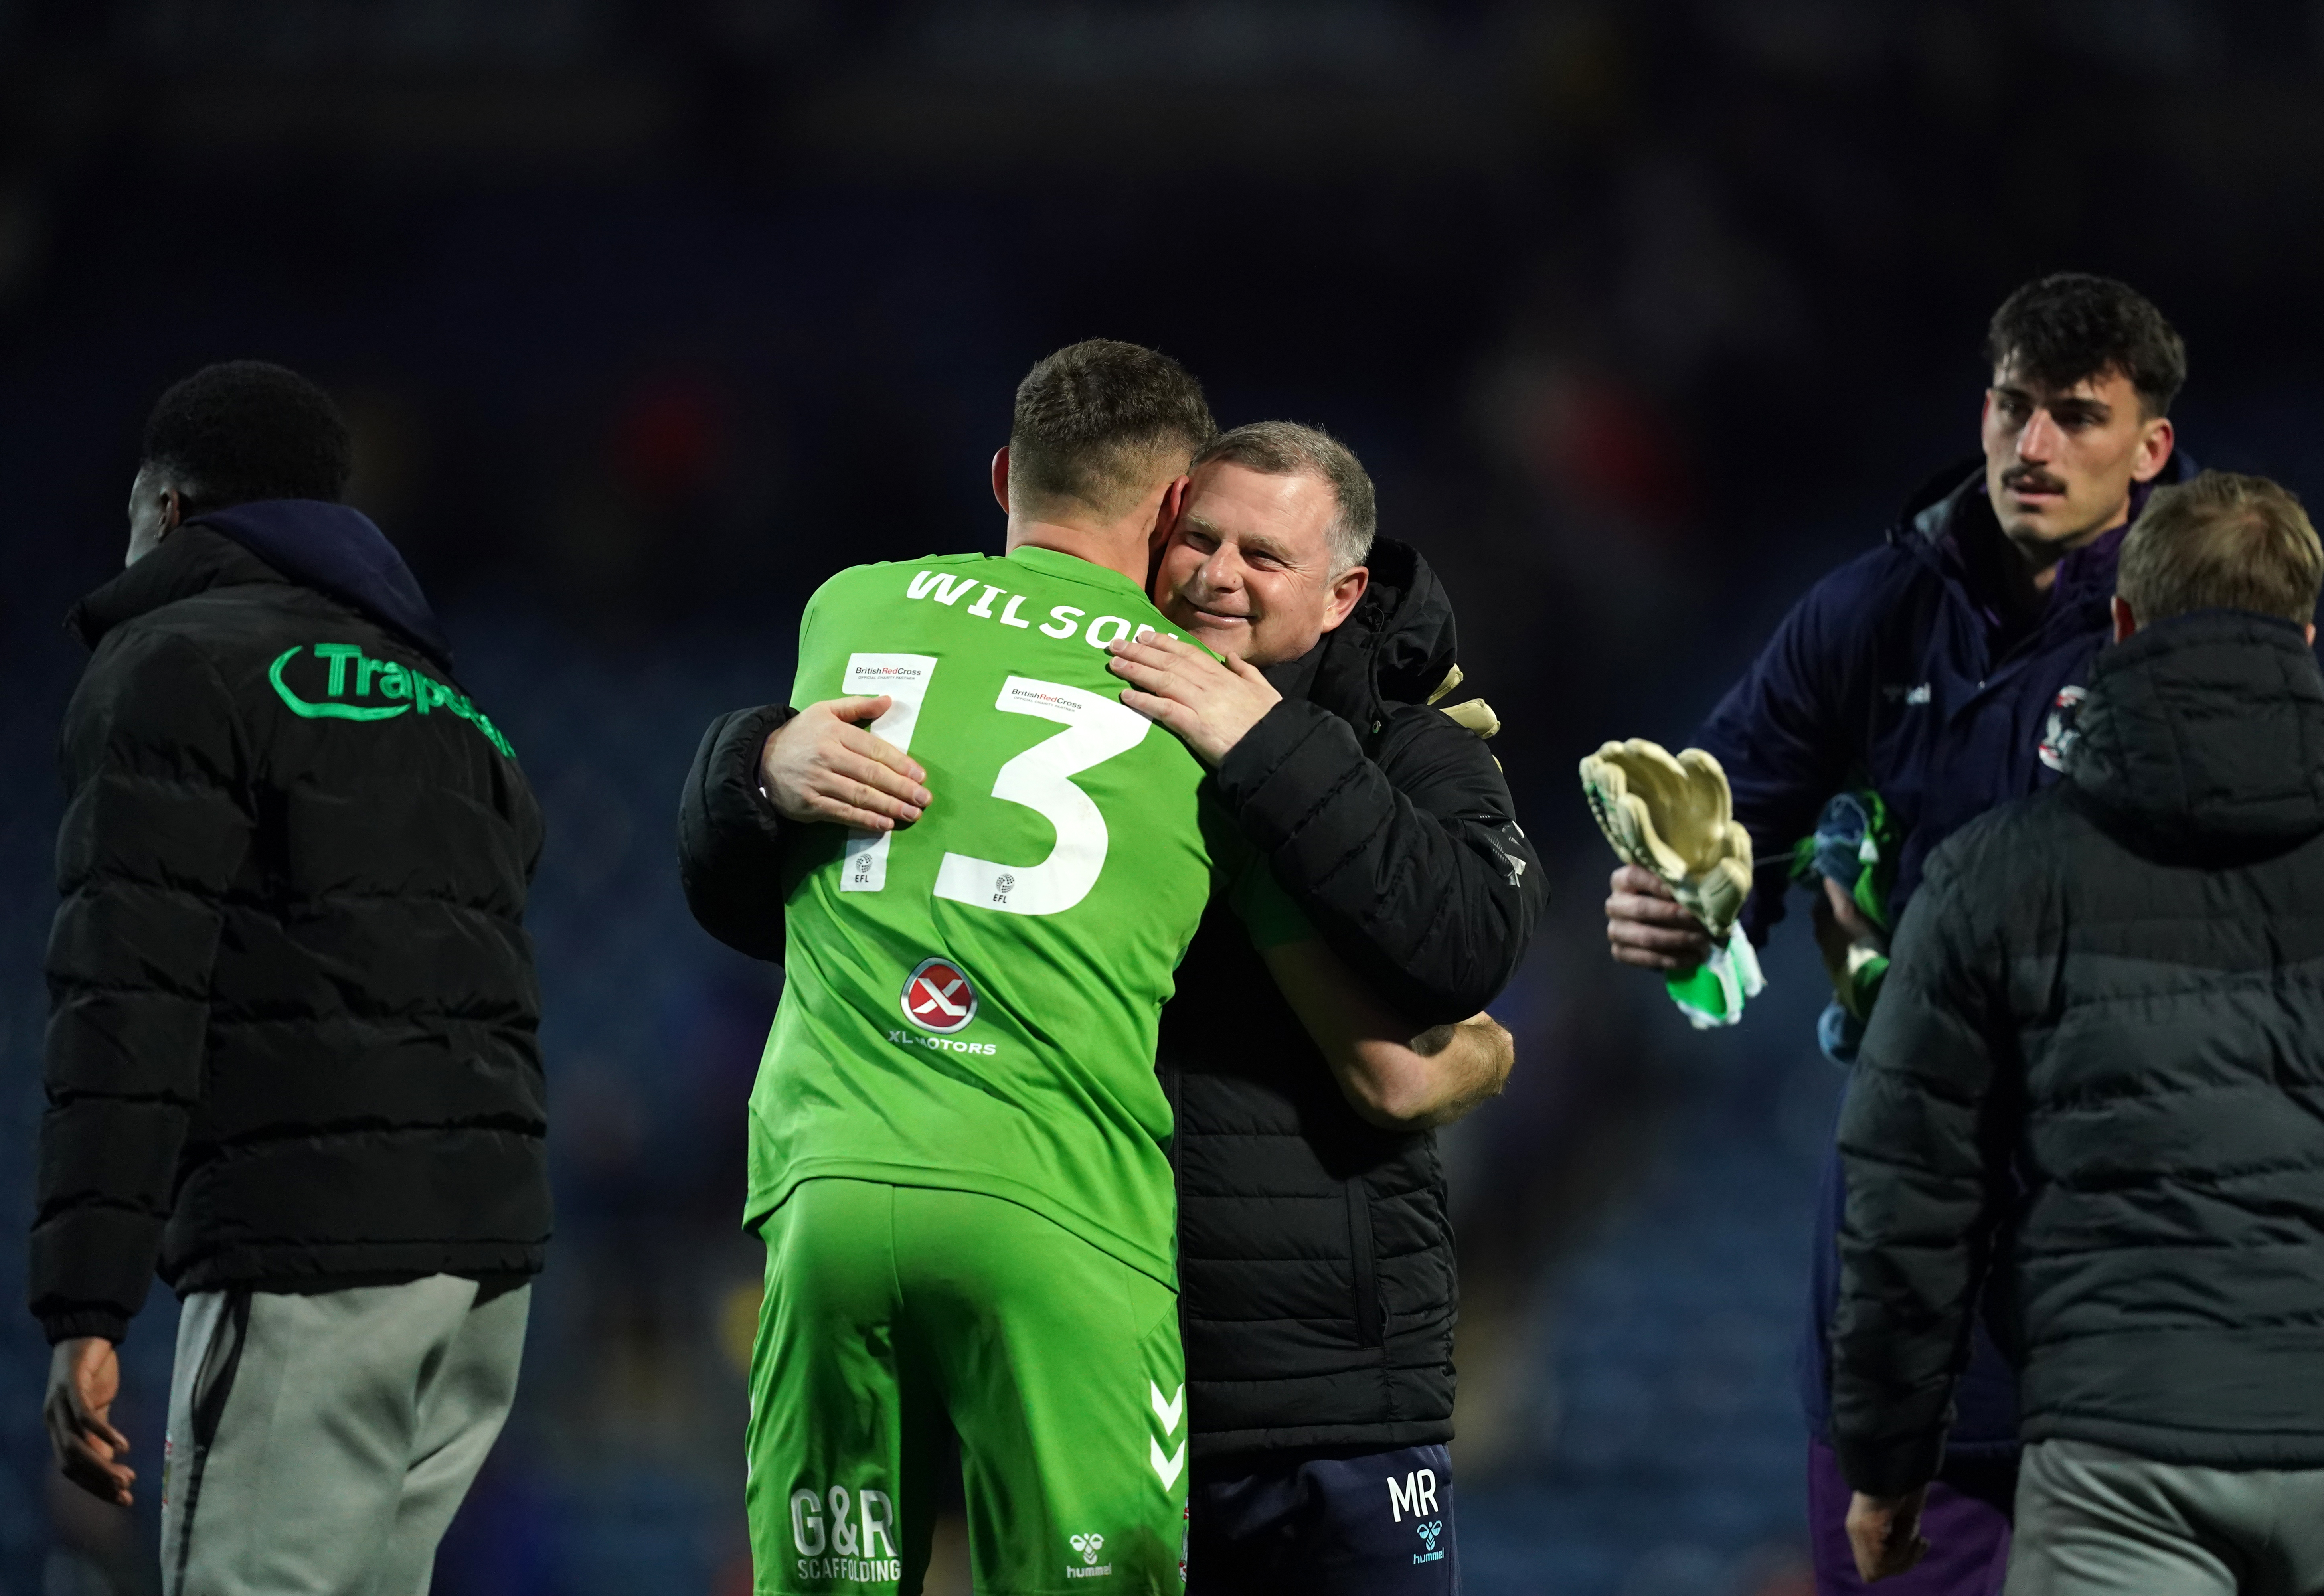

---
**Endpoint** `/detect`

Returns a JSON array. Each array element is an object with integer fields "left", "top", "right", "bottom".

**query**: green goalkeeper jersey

[{"left": 747, "top": 544, "right": 1302, "bottom": 1289}]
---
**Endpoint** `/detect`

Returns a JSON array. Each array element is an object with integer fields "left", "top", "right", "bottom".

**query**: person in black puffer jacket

[
  {"left": 1832, "top": 470, "right": 2324, "bottom": 1594},
  {"left": 32, "top": 363, "right": 547, "bottom": 1596}
]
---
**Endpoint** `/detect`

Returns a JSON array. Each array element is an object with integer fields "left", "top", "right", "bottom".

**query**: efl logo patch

[{"left": 901, "top": 957, "right": 978, "bottom": 1035}]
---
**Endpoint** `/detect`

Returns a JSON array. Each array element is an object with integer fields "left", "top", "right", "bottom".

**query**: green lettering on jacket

[{"left": 268, "top": 645, "right": 516, "bottom": 757}]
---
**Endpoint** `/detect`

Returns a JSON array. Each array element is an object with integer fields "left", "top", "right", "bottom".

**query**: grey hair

[{"left": 1190, "top": 420, "right": 1377, "bottom": 574}]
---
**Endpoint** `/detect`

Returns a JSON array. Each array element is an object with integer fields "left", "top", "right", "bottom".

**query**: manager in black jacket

[
  {"left": 680, "top": 421, "right": 1542, "bottom": 1593},
  {"left": 1831, "top": 470, "right": 2324, "bottom": 1593},
  {"left": 33, "top": 363, "right": 547, "bottom": 1594}
]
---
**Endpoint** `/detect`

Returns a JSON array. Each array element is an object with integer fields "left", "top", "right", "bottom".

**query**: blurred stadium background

[{"left": 3, "top": 3, "right": 2323, "bottom": 1592}]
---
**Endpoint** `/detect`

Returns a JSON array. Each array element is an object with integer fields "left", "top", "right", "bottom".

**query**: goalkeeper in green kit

[{"left": 719, "top": 342, "right": 1470, "bottom": 1595}]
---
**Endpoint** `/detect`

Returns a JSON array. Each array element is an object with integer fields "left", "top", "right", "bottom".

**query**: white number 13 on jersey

[{"left": 838, "top": 654, "right": 1152, "bottom": 916}]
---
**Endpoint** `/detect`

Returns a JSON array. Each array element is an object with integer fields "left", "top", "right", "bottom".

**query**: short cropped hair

[
  {"left": 1192, "top": 420, "right": 1377, "bottom": 575},
  {"left": 1987, "top": 273, "right": 2187, "bottom": 417},
  {"left": 1008, "top": 340, "right": 1215, "bottom": 522},
  {"left": 2118, "top": 470, "right": 2324, "bottom": 627},
  {"left": 141, "top": 360, "right": 354, "bottom": 512}
]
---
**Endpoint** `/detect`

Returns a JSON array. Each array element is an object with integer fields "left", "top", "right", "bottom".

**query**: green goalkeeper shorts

[{"left": 746, "top": 1177, "right": 1189, "bottom": 1594}]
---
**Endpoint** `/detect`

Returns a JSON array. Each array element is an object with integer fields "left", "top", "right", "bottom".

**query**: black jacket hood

[
  {"left": 1264, "top": 537, "right": 1459, "bottom": 731},
  {"left": 2067, "top": 608, "right": 2324, "bottom": 853},
  {"left": 70, "top": 500, "right": 452, "bottom": 665}
]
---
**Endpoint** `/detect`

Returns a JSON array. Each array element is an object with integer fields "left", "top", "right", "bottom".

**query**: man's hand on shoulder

[
  {"left": 1605, "top": 864, "right": 1715, "bottom": 972},
  {"left": 759, "top": 697, "right": 932, "bottom": 831},
  {"left": 1105, "top": 632, "right": 1282, "bottom": 767},
  {"left": 45, "top": 1337, "right": 134, "bottom": 1507}
]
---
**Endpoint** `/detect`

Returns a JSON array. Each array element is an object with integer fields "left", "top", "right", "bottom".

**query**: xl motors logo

[{"left": 901, "top": 957, "right": 978, "bottom": 1035}]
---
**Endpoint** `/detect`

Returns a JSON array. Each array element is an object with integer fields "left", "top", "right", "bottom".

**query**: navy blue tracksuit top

[{"left": 1692, "top": 453, "right": 2188, "bottom": 1460}]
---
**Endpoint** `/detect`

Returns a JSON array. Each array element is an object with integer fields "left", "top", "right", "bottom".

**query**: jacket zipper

[{"left": 1347, "top": 1179, "right": 1383, "bottom": 1347}]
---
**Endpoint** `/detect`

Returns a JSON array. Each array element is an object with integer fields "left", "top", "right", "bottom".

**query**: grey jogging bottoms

[
  {"left": 160, "top": 1273, "right": 529, "bottom": 1596},
  {"left": 2006, "top": 1438, "right": 2324, "bottom": 1596}
]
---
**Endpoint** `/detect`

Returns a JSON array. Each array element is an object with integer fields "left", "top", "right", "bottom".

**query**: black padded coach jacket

[
  {"left": 1830, "top": 609, "right": 2324, "bottom": 1494},
  {"left": 31, "top": 504, "right": 547, "bottom": 1345},
  {"left": 1160, "top": 541, "right": 1542, "bottom": 1459},
  {"left": 677, "top": 539, "right": 1544, "bottom": 1459}
]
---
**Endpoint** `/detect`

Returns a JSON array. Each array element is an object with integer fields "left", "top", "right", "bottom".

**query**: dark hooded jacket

[
  {"left": 676, "top": 539, "right": 1545, "bottom": 1456},
  {"left": 31, "top": 503, "right": 548, "bottom": 1345},
  {"left": 1164, "top": 541, "right": 1541, "bottom": 1458},
  {"left": 1830, "top": 609, "right": 2324, "bottom": 1495},
  {"left": 1695, "top": 454, "right": 2190, "bottom": 1455}
]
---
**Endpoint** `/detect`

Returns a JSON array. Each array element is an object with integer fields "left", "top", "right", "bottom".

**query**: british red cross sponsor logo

[{"left": 901, "top": 957, "right": 978, "bottom": 1035}]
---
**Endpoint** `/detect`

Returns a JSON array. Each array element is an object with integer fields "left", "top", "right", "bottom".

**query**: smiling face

[
  {"left": 1982, "top": 359, "right": 2174, "bottom": 567},
  {"left": 1152, "top": 461, "right": 1369, "bottom": 666}
]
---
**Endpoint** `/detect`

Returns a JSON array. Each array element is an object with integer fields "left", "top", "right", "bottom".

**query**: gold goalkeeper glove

[{"left": 1579, "top": 738, "right": 1764, "bottom": 1028}]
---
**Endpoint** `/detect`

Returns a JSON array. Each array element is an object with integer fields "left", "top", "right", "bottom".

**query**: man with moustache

[
  {"left": 1601, "top": 273, "right": 2190, "bottom": 1594},
  {"left": 684, "top": 419, "right": 1542, "bottom": 1592}
]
